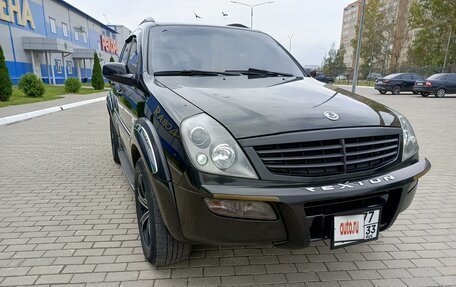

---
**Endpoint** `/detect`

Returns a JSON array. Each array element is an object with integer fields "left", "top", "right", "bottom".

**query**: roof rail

[
  {"left": 227, "top": 23, "right": 249, "bottom": 28},
  {"left": 140, "top": 17, "right": 156, "bottom": 25}
]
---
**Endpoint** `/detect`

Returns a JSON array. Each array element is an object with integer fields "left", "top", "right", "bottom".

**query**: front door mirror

[{"left": 103, "top": 63, "right": 136, "bottom": 86}]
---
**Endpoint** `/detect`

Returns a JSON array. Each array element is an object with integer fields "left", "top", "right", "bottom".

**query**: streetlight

[
  {"left": 288, "top": 34, "right": 294, "bottom": 52},
  {"left": 230, "top": 1, "right": 274, "bottom": 29},
  {"left": 352, "top": 0, "right": 366, "bottom": 93}
]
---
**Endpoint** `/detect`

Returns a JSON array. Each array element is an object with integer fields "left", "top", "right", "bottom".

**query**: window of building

[
  {"left": 55, "top": 60, "right": 62, "bottom": 74},
  {"left": 97, "top": 40, "right": 101, "bottom": 51},
  {"left": 62, "top": 22, "right": 68, "bottom": 37},
  {"left": 83, "top": 32, "right": 87, "bottom": 43},
  {"left": 67, "top": 61, "right": 73, "bottom": 74},
  {"left": 74, "top": 28, "right": 79, "bottom": 41},
  {"left": 49, "top": 17, "right": 57, "bottom": 34}
]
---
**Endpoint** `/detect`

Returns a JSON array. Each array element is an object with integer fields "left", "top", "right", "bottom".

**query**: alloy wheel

[
  {"left": 436, "top": 89, "right": 445, "bottom": 98},
  {"left": 136, "top": 173, "right": 151, "bottom": 249}
]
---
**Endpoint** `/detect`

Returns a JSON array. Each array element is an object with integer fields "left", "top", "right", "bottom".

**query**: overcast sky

[{"left": 66, "top": 0, "right": 353, "bottom": 66}]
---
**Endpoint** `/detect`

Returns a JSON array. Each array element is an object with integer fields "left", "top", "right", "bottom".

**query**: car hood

[{"left": 156, "top": 76, "right": 401, "bottom": 139}]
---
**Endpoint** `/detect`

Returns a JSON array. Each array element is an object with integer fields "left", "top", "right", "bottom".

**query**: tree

[
  {"left": 407, "top": 0, "right": 455, "bottom": 71},
  {"left": 351, "top": 0, "right": 389, "bottom": 78},
  {"left": 109, "top": 56, "right": 115, "bottom": 62},
  {"left": 322, "top": 43, "right": 347, "bottom": 79},
  {"left": 0, "top": 45, "right": 13, "bottom": 102},
  {"left": 91, "top": 53, "right": 104, "bottom": 90}
]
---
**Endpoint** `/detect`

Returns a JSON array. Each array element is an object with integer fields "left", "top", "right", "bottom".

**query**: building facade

[
  {"left": 339, "top": 0, "right": 415, "bottom": 75},
  {"left": 0, "top": 0, "right": 131, "bottom": 84}
]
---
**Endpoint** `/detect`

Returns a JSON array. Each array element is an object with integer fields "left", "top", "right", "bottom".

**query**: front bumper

[{"left": 174, "top": 159, "right": 431, "bottom": 248}]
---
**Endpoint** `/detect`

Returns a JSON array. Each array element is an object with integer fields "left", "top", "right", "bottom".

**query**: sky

[{"left": 66, "top": 0, "right": 354, "bottom": 66}]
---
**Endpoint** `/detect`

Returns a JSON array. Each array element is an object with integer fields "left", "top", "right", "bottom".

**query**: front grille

[{"left": 253, "top": 134, "right": 400, "bottom": 177}]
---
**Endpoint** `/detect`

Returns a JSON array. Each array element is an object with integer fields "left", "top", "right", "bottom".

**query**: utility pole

[
  {"left": 288, "top": 34, "right": 294, "bottom": 52},
  {"left": 352, "top": 0, "right": 367, "bottom": 93},
  {"left": 442, "top": 25, "right": 452, "bottom": 73},
  {"left": 230, "top": 1, "right": 274, "bottom": 29}
]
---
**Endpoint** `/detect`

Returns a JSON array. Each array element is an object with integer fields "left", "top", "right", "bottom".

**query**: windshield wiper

[
  {"left": 154, "top": 70, "right": 241, "bottom": 77},
  {"left": 225, "top": 68, "right": 295, "bottom": 78}
]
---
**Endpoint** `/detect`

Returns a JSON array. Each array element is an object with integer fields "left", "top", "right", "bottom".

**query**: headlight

[
  {"left": 180, "top": 113, "right": 258, "bottom": 179},
  {"left": 398, "top": 114, "right": 419, "bottom": 161}
]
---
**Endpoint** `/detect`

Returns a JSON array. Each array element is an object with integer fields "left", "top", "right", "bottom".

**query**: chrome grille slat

[{"left": 253, "top": 133, "right": 400, "bottom": 177}]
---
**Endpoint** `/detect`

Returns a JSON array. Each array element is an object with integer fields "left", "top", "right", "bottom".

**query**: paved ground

[
  {"left": 0, "top": 92, "right": 106, "bottom": 118},
  {"left": 0, "top": 87, "right": 455, "bottom": 287}
]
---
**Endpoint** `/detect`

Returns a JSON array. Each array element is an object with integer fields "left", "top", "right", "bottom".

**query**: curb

[{"left": 0, "top": 97, "right": 105, "bottom": 126}]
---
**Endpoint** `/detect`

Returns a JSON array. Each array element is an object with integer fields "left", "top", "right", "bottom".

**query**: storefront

[{"left": 0, "top": 0, "right": 130, "bottom": 84}]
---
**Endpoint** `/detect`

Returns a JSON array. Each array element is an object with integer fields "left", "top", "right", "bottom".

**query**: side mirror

[
  {"left": 309, "top": 70, "right": 317, "bottom": 78},
  {"left": 103, "top": 63, "right": 136, "bottom": 86}
]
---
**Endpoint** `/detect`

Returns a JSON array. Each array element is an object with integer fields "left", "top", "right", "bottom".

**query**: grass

[
  {"left": 81, "top": 82, "right": 110, "bottom": 88},
  {"left": 0, "top": 85, "right": 103, "bottom": 108},
  {"left": 335, "top": 80, "right": 376, "bottom": 87}
]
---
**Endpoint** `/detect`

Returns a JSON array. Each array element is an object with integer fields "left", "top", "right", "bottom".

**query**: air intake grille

[{"left": 253, "top": 134, "right": 400, "bottom": 177}]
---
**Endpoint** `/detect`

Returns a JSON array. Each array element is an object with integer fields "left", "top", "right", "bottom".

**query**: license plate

[
  {"left": 416, "top": 82, "right": 423, "bottom": 86},
  {"left": 331, "top": 209, "right": 381, "bottom": 249}
]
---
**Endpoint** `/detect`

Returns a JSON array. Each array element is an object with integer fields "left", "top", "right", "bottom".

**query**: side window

[
  {"left": 120, "top": 42, "right": 131, "bottom": 64},
  {"left": 127, "top": 40, "right": 139, "bottom": 74},
  {"left": 446, "top": 74, "right": 456, "bottom": 81}
]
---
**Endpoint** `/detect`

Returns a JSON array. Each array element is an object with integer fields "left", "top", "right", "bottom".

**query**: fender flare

[{"left": 131, "top": 117, "right": 186, "bottom": 242}]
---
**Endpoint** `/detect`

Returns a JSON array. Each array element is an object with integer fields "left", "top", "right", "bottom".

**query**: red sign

[{"left": 101, "top": 35, "right": 118, "bottom": 55}]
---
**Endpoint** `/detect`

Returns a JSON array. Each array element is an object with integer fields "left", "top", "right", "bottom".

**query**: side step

[{"left": 118, "top": 149, "right": 135, "bottom": 190}]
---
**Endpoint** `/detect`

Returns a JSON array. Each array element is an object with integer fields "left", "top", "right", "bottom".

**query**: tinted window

[
  {"left": 120, "top": 43, "right": 131, "bottom": 64},
  {"left": 384, "top": 73, "right": 401, "bottom": 79},
  {"left": 148, "top": 26, "right": 303, "bottom": 76},
  {"left": 445, "top": 74, "right": 456, "bottom": 81},
  {"left": 428, "top": 74, "right": 446, "bottom": 80},
  {"left": 127, "top": 40, "right": 139, "bottom": 74}
]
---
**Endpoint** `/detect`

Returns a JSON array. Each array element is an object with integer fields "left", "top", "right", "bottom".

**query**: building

[
  {"left": 339, "top": 0, "right": 415, "bottom": 75},
  {"left": 0, "top": 0, "right": 131, "bottom": 84}
]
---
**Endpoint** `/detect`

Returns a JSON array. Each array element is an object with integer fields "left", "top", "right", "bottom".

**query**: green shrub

[
  {"left": 0, "top": 45, "right": 12, "bottom": 102},
  {"left": 91, "top": 53, "right": 105, "bottom": 90},
  {"left": 18, "top": 73, "right": 45, "bottom": 97},
  {"left": 64, "top": 78, "right": 81, "bottom": 93},
  {"left": 109, "top": 56, "right": 115, "bottom": 62}
]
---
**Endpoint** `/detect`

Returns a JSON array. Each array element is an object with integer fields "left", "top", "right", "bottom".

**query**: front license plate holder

[{"left": 331, "top": 209, "right": 381, "bottom": 249}]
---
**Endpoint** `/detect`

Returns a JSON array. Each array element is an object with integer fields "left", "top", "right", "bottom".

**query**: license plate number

[
  {"left": 416, "top": 82, "right": 423, "bottom": 86},
  {"left": 331, "top": 209, "right": 381, "bottom": 249}
]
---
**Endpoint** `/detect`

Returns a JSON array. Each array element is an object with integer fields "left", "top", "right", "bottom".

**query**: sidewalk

[{"left": 0, "top": 91, "right": 107, "bottom": 118}]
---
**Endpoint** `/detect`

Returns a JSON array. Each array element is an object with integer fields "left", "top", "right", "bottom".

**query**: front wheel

[
  {"left": 379, "top": 91, "right": 387, "bottom": 94},
  {"left": 134, "top": 158, "right": 192, "bottom": 266},
  {"left": 421, "top": 92, "right": 430, "bottom": 97},
  {"left": 435, "top": 88, "right": 446, "bottom": 98},
  {"left": 413, "top": 91, "right": 419, "bottom": 95},
  {"left": 392, "top": 86, "right": 401, "bottom": 95}
]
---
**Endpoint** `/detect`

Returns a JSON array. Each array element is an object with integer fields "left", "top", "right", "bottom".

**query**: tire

[
  {"left": 421, "top": 92, "right": 430, "bottom": 97},
  {"left": 110, "top": 117, "right": 120, "bottom": 164},
  {"left": 413, "top": 91, "right": 419, "bottom": 95},
  {"left": 392, "top": 86, "right": 401, "bottom": 95},
  {"left": 379, "top": 91, "right": 387, "bottom": 94},
  {"left": 134, "top": 158, "right": 191, "bottom": 266},
  {"left": 435, "top": 88, "right": 446, "bottom": 98},
  {"left": 327, "top": 81, "right": 333, "bottom": 85}
]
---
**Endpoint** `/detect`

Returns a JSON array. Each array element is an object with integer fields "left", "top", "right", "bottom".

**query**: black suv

[
  {"left": 375, "top": 73, "right": 425, "bottom": 95},
  {"left": 103, "top": 20, "right": 431, "bottom": 266}
]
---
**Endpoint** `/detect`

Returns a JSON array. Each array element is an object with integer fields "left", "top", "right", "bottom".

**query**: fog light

[
  {"left": 196, "top": 154, "right": 208, "bottom": 165},
  {"left": 204, "top": 198, "right": 276, "bottom": 220}
]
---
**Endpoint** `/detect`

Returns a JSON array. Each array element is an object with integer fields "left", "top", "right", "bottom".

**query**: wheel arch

[{"left": 131, "top": 117, "right": 186, "bottom": 242}]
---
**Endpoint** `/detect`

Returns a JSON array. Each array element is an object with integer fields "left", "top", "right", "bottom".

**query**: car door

[
  {"left": 114, "top": 33, "right": 147, "bottom": 159},
  {"left": 402, "top": 74, "right": 414, "bottom": 91},
  {"left": 445, "top": 74, "right": 456, "bottom": 93}
]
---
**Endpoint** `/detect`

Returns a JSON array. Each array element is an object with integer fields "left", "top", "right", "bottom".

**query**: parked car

[
  {"left": 335, "top": 74, "right": 347, "bottom": 81},
  {"left": 375, "top": 73, "right": 425, "bottom": 95},
  {"left": 315, "top": 72, "right": 334, "bottom": 84},
  {"left": 103, "top": 20, "right": 431, "bottom": 266},
  {"left": 413, "top": 73, "right": 456, "bottom": 98},
  {"left": 367, "top": 72, "right": 383, "bottom": 81}
]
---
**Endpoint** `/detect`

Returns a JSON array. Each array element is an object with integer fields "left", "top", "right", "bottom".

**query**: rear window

[
  {"left": 384, "top": 73, "right": 401, "bottom": 79},
  {"left": 427, "top": 74, "right": 446, "bottom": 80}
]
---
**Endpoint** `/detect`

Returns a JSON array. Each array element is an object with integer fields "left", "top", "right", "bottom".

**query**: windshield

[
  {"left": 148, "top": 25, "right": 303, "bottom": 77},
  {"left": 427, "top": 74, "right": 446, "bottom": 80}
]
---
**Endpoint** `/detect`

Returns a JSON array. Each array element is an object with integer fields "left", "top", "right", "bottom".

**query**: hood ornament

[{"left": 324, "top": 111, "right": 339, "bottom": 121}]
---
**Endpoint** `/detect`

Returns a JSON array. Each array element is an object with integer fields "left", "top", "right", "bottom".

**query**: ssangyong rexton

[{"left": 103, "top": 19, "right": 431, "bottom": 266}]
